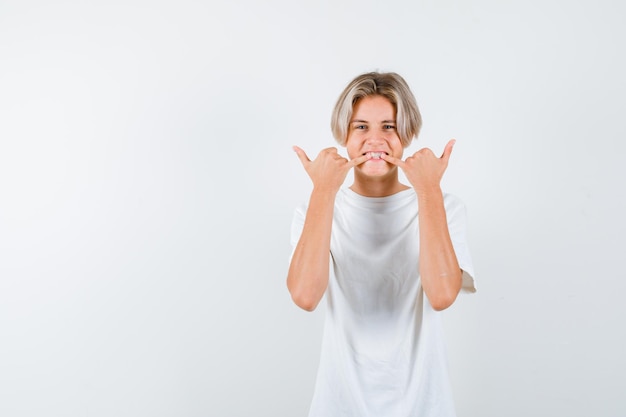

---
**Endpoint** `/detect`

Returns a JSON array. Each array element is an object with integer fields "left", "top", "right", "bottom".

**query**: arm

[
  {"left": 287, "top": 146, "right": 368, "bottom": 311},
  {"left": 416, "top": 188, "right": 462, "bottom": 311},
  {"left": 287, "top": 187, "right": 336, "bottom": 311},
  {"left": 382, "top": 139, "right": 462, "bottom": 310}
]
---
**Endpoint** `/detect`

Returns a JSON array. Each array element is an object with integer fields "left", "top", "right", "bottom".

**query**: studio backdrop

[{"left": 0, "top": 1, "right": 624, "bottom": 416}]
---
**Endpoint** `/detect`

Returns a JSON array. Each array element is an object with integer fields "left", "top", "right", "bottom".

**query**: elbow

[
  {"left": 290, "top": 290, "right": 321, "bottom": 312},
  {"left": 287, "top": 279, "right": 322, "bottom": 312},
  {"left": 425, "top": 270, "right": 463, "bottom": 311},
  {"left": 429, "top": 293, "right": 457, "bottom": 311},
  {"left": 427, "top": 284, "right": 461, "bottom": 311},
  {"left": 287, "top": 269, "right": 326, "bottom": 312},
  {"left": 296, "top": 299, "right": 319, "bottom": 312}
]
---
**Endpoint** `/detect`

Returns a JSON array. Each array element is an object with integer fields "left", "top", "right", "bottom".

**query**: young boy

[{"left": 288, "top": 72, "right": 476, "bottom": 417}]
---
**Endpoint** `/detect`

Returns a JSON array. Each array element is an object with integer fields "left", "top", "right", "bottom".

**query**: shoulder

[
  {"left": 441, "top": 192, "right": 468, "bottom": 220},
  {"left": 293, "top": 201, "right": 308, "bottom": 220},
  {"left": 442, "top": 192, "right": 465, "bottom": 208}
]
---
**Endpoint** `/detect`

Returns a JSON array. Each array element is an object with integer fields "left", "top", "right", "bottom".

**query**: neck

[{"left": 349, "top": 172, "right": 409, "bottom": 197}]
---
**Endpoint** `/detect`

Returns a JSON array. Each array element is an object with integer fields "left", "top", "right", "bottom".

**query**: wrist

[
  {"left": 311, "top": 185, "right": 340, "bottom": 200},
  {"left": 415, "top": 186, "right": 443, "bottom": 199}
]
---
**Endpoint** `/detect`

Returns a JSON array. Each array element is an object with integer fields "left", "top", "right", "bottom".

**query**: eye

[
  {"left": 383, "top": 124, "right": 396, "bottom": 130},
  {"left": 354, "top": 124, "right": 367, "bottom": 130}
]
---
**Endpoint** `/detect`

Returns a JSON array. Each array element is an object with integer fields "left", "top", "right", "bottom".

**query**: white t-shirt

[{"left": 290, "top": 187, "right": 476, "bottom": 417}]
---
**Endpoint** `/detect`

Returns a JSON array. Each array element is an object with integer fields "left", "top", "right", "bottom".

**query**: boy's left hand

[{"left": 381, "top": 139, "right": 455, "bottom": 194}]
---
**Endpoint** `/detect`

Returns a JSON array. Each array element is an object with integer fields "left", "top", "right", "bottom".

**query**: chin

[{"left": 358, "top": 165, "right": 394, "bottom": 177}]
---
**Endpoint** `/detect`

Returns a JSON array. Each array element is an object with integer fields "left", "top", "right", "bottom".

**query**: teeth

[{"left": 370, "top": 152, "right": 382, "bottom": 159}]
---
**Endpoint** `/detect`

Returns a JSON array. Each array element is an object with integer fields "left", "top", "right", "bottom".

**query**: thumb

[
  {"left": 293, "top": 145, "right": 311, "bottom": 166},
  {"left": 441, "top": 139, "right": 456, "bottom": 162}
]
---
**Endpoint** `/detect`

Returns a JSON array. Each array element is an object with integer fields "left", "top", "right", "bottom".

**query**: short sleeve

[
  {"left": 289, "top": 203, "right": 308, "bottom": 259},
  {"left": 444, "top": 194, "right": 477, "bottom": 293}
]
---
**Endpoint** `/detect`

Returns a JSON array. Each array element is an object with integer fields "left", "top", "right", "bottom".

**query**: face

[{"left": 346, "top": 95, "right": 404, "bottom": 177}]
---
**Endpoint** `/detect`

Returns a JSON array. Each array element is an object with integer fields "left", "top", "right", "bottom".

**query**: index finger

[
  {"left": 349, "top": 154, "right": 370, "bottom": 167},
  {"left": 380, "top": 153, "right": 404, "bottom": 167}
]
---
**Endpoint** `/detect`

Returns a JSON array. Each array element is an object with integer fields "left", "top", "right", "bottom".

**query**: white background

[{"left": 1, "top": 1, "right": 625, "bottom": 416}]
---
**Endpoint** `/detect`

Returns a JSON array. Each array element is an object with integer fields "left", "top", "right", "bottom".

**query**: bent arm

[
  {"left": 418, "top": 188, "right": 462, "bottom": 311},
  {"left": 287, "top": 187, "right": 336, "bottom": 311}
]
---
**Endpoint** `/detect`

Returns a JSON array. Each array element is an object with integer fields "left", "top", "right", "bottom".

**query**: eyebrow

[{"left": 350, "top": 119, "right": 396, "bottom": 124}]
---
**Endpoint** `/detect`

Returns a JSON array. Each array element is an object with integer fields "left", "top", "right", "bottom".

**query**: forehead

[{"left": 352, "top": 95, "right": 396, "bottom": 120}]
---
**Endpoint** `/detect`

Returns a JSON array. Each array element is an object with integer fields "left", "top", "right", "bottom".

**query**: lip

[{"left": 363, "top": 151, "right": 389, "bottom": 160}]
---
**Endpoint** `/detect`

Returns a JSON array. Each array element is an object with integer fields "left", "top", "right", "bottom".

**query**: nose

[{"left": 365, "top": 134, "right": 386, "bottom": 147}]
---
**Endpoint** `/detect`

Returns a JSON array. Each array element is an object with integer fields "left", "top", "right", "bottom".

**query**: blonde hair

[{"left": 330, "top": 72, "right": 422, "bottom": 147}]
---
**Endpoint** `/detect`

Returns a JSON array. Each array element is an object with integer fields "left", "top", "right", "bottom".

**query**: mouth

[{"left": 363, "top": 151, "right": 389, "bottom": 160}]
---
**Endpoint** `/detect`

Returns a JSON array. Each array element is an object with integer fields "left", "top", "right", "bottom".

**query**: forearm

[
  {"left": 287, "top": 187, "right": 336, "bottom": 311},
  {"left": 418, "top": 188, "right": 462, "bottom": 311}
]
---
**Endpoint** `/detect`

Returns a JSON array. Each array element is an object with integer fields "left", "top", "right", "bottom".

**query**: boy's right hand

[{"left": 293, "top": 146, "right": 369, "bottom": 193}]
